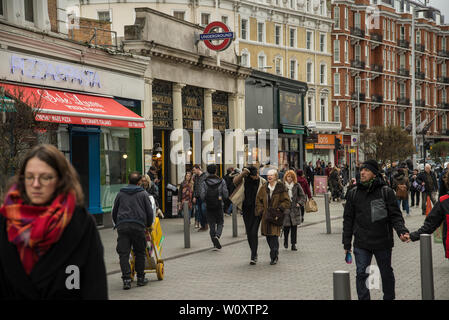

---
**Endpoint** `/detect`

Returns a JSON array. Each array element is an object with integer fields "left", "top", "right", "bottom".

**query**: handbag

[
  {"left": 265, "top": 208, "right": 284, "bottom": 226},
  {"left": 305, "top": 199, "right": 318, "bottom": 213}
]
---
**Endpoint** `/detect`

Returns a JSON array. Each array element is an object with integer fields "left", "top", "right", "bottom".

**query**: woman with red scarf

[{"left": 0, "top": 144, "right": 107, "bottom": 299}]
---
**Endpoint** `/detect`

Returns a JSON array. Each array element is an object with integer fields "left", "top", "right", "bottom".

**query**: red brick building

[{"left": 332, "top": 0, "right": 449, "bottom": 167}]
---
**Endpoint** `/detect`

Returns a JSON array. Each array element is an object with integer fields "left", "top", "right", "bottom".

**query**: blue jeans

[
  {"left": 196, "top": 199, "right": 207, "bottom": 228},
  {"left": 397, "top": 199, "right": 409, "bottom": 214},
  {"left": 353, "top": 247, "right": 395, "bottom": 300}
]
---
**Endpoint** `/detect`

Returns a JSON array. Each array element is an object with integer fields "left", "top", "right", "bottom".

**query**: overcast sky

[{"left": 428, "top": 0, "right": 449, "bottom": 21}]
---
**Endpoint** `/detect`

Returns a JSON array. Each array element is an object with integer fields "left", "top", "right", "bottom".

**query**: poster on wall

[
  {"left": 279, "top": 90, "right": 302, "bottom": 126},
  {"left": 314, "top": 175, "right": 328, "bottom": 194}
]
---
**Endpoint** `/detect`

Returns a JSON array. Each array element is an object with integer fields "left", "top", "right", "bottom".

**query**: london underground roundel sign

[{"left": 200, "top": 21, "right": 234, "bottom": 52}]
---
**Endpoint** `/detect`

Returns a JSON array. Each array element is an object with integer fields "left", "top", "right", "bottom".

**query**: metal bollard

[
  {"left": 333, "top": 271, "right": 351, "bottom": 300},
  {"left": 232, "top": 204, "right": 238, "bottom": 237},
  {"left": 420, "top": 234, "right": 435, "bottom": 300},
  {"left": 183, "top": 201, "right": 190, "bottom": 248},
  {"left": 324, "top": 192, "right": 331, "bottom": 234}
]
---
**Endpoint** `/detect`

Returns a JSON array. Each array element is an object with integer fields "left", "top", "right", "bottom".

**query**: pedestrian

[
  {"left": 0, "top": 144, "right": 108, "bottom": 299},
  {"left": 343, "top": 159, "right": 410, "bottom": 300},
  {"left": 140, "top": 174, "right": 159, "bottom": 208},
  {"left": 231, "top": 166, "right": 266, "bottom": 265},
  {"left": 438, "top": 162, "right": 449, "bottom": 197},
  {"left": 179, "top": 171, "right": 194, "bottom": 222},
  {"left": 409, "top": 169, "right": 420, "bottom": 208},
  {"left": 147, "top": 166, "right": 161, "bottom": 203},
  {"left": 223, "top": 167, "right": 236, "bottom": 216},
  {"left": 403, "top": 170, "right": 449, "bottom": 259},
  {"left": 255, "top": 169, "right": 291, "bottom": 265},
  {"left": 296, "top": 169, "right": 312, "bottom": 223},
  {"left": 305, "top": 161, "right": 315, "bottom": 193},
  {"left": 417, "top": 164, "right": 438, "bottom": 215},
  {"left": 193, "top": 164, "right": 208, "bottom": 231},
  {"left": 392, "top": 165, "right": 411, "bottom": 216},
  {"left": 325, "top": 162, "right": 333, "bottom": 177},
  {"left": 315, "top": 163, "right": 323, "bottom": 176},
  {"left": 112, "top": 171, "right": 154, "bottom": 290},
  {"left": 329, "top": 167, "right": 343, "bottom": 201},
  {"left": 282, "top": 170, "right": 306, "bottom": 251},
  {"left": 200, "top": 164, "right": 228, "bottom": 250}
]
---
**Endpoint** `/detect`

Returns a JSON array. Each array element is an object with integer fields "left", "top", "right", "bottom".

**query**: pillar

[
  {"left": 203, "top": 89, "right": 215, "bottom": 166},
  {"left": 143, "top": 77, "right": 153, "bottom": 174},
  {"left": 172, "top": 83, "right": 185, "bottom": 185}
]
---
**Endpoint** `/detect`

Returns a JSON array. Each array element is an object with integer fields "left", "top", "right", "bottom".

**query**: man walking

[
  {"left": 112, "top": 171, "right": 154, "bottom": 290},
  {"left": 193, "top": 164, "right": 208, "bottom": 231},
  {"left": 305, "top": 162, "right": 315, "bottom": 194},
  {"left": 343, "top": 160, "right": 410, "bottom": 300},
  {"left": 200, "top": 164, "right": 228, "bottom": 250},
  {"left": 417, "top": 164, "right": 438, "bottom": 215},
  {"left": 231, "top": 166, "right": 266, "bottom": 265}
]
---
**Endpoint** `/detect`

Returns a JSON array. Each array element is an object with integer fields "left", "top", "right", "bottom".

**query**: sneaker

[
  {"left": 250, "top": 259, "right": 256, "bottom": 265},
  {"left": 137, "top": 277, "right": 149, "bottom": 287},
  {"left": 291, "top": 244, "right": 297, "bottom": 251},
  {"left": 123, "top": 279, "right": 131, "bottom": 290},
  {"left": 212, "top": 236, "right": 222, "bottom": 249},
  {"left": 270, "top": 256, "right": 278, "bottom": 265}
]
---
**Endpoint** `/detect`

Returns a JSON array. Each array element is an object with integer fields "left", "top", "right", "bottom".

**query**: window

[
  {"left": 241, "top": 19, "right": 248, "bottom": 40},
  {"left": 258, "top": 54, "right": 266, "bottom": 70},
  {"left": 434, "top": 61, "right": 437, "bottom": 79},
  {"left": 320, "top": 64, "right": 326, "bottom": 84},
  {"left": 355, "top": 44, "right": 361, "bottom": 61},
  {"left": 275, "top": 57, "right": 283, "bottom": 76},
  {"left": 24, "top": 0, "right": 34, "bottom": 22},
  {"left": 201, "top": 13, "right": 210, "bottom": 26},
  {"left": 354, "top": 12, "right": 361, "bottom": 29},
  {"left": 257, "top": 22, "right": 265, "bottom": 43},
  {"left": 387, "top": 20, "right": 390, "bottom": 40},
  {"left": 173, "top": 11, "right": 185, "bottom": 20},
  {"left": 307, "top": 61, "right": 313, "bottom": 83},
  {"left": 334, "top": 105, "right": 340, "bottom": 122},
  {"left": 355, "top": 76, "right": 361, "bottom": 94},
  {"left": 345, "top": 8, "right": 348, "bottom": 30},
  {"left": 400, "top": 26, "right": 405, "bottom": 40},
  {"left": 366, "top": 79, "right": 370, "bottom": 97},
  {"left": 416, "top": 85, "right": 422, "bottom": 100},
  {"left": 320, "top": 34, "right": 326, "bottom": 52},
  {"left": 334, "top": 40, "right": 340, "bottom": 62},
  {"left": 275, "top": 25, "right": 282, "bottom": 46},
  {"left": 346, "top": 106, "right": 350, "bottom": 128},
  {"left": 392, "top": 21, "right": 395, "bottom": 41},
  {"left": 443, "top": 89, "right": 447, "bottom": 103},
  {"left": 355, "top": 107, "right": 359, "bottom": 126},
  {"left": 306, "top": 31, "right": 313, "bottom": 50},
  {"left": 345, "top": 74, "right": 349, "bottom": 96},
  {"left": 344, "top": 41, "right": 348, "bottom": 63},
  {"left": 416, "top": 30, "right": 421, "bottom": 44},
  {"left": 424, "top": 59, "right": 428, "bottom": 77},
  {"left": 383, "top": 19, "right": 386, "bottom": 39},
  {"left": 307, "top": 0, "right": 311, "bottom": 13},
  {"left": 365, "top": 45, "right": 369, "bottom": 66},
  {"left": 443, "top": 63, "right": 447, "bottom": 77},
  {"left": 443, "top": 114, "right": 447, "bottom": 131},
  {"left": 334, "top": 7, "right": 340, "bottom": 29},
  {"left": 426, "top": 86, "right": 429, "bottom": 105},
  {"left": 334, "top": 73, "right": 340, "bottom": 95},
  {"left": 290, "top": 60, "right": 297, "bottom": 79},
  {"left": 221, "top": 16, "right": 229, "bottom": 25},
  {"left": 290, "top": 28, "right": 297, "bottom": 47},
  {"left": 433, "top": 34, "right": 436, "bottom": 53},
  {"left": 400, "top": 83, "right": 405, "bottom": 98},
  {"left": 320, "top": 98, "right": 326, "bottom": 121},
  {"left": 366, "top": 105, "right": 370, "bottom": 128},
  {"left": 290, "top": 0, "right": 296, "bottom": 9},
  {"left": 384, "top": 108, "right": 387, "bottom": 126},
  {"left": 424, "top": 31, "right": 427, "bottom": 50},
  {"left": 307, "top": 96, "right": 313, "bottom": 121},
  {"left": 443, "top": 37, "right": 447, "bottom": 51},
  {"left": 400, "top": 111, "right": 405, "bottom": 129},
  {"left": 0, "top": 0, "right": 3, "bottom": 16},
  {"left": 434, "top": 87, "right": 437, "bottom": 106},
  {"left": 241, "top": 52, "right": 249, "bottom": 67},
  {"left": 400, "top": 54, "right": 405, "bottom": 69}
]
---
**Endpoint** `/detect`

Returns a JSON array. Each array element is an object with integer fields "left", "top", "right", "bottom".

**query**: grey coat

[{"left": 283, "top": 183, "right": 307, "bottom": 227}]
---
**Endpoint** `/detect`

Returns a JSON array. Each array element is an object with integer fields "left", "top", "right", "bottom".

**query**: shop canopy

[{"left": 0, "top": 83, "right": 145, "bottom": 128}]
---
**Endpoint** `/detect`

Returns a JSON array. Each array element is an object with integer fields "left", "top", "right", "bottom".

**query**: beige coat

[
  {"left": 255, "top": 181, "right": 291, "bottom": 236},
  {"left": 230, "top": 171, "right": 266, "bottom": 211}
]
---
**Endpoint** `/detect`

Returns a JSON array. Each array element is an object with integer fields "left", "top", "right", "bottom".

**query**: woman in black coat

[{"left": 0, "top": 144, "right": 108, "bottom": 299}]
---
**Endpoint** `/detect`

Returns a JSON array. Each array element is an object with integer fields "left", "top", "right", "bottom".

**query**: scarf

[
  {"left": 0, "top": 185, "right": 76, "bottom": 275},
  {"left": 285, "top": 182, "right": 294, "bottom": 200}
]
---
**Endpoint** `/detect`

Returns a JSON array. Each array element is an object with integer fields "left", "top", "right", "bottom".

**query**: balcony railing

[
  {"left": 397, "top": 68, "right": 410, "bottom": 77},
  {"left": 437, "top": 50, "right": 449, "bottom": 58},
  {"left": 351, "top": 92, "right": 366, "bottom": 101},
  {"left": 371, "top": 94, "right": 383, "bottom": 103},
  {"left": 438, "top": 102, "right": 449, "bottom": 109},
  {"left": 415, "top": 71, "right": 425, "bottom": 79},
  {"left": 370, "top": 32, "right": 383, "bottom": 42},
  {"left": 415, "top": 44, "right": 425, "bottom": 52},
  {"left": 415, "top": 99, "right": 425, "bottom": 107},
  {"left": 371, "top": 64, "right": 383, "bottom": 72},
  {"left": 397, "top": 39, "right": 410, "bottom": 49},
  {"left": 350, "top": 27, "right": 365, "bottom": 38},
  {"left": 397, "top": 97, "right": 410, "bottom": 105},
  {"left": 437, "top": 76, "right": 449, "bottom": 84},
  {"left": 351, "top": 59, "right": 366, "bottom": 69}
]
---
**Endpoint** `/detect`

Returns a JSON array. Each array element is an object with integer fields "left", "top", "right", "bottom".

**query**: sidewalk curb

[{"left": 106, "top": 215, "right": 343, "bottom": 276}]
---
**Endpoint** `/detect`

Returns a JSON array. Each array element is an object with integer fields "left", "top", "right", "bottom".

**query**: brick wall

[
  {"left": 47, "top": 0, "right": 58, "bottom": 33},
  {"left": 68, "top": 18, "right": 113, "bottom": 47}
]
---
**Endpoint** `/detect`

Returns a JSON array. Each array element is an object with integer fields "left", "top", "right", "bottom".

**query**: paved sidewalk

[{"left": 99, "top": 195, "right": 345, "bottom": 275}]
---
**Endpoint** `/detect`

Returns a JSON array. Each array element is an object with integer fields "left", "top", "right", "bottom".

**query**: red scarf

[{"left": 0, "top": 185, "right": 76, "bottom": 275}]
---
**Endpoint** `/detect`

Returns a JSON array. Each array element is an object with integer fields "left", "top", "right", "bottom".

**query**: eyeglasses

[{"left": 24, "top": 175, "right": 57, "bottom": 186}]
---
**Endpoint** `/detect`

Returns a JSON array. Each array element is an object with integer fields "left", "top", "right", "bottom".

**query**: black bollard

[{"left": 420, "top": 234, "right": 434, "bottom": 300}]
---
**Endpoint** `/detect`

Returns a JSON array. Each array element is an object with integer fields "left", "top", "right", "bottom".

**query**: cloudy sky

[{"left": 428, "top": 0, "right": 449, "bottom": 20}]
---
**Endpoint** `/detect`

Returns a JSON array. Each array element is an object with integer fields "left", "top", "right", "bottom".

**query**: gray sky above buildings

[{"left": 428, "top": 0, "right": 449, "bottom": 21}]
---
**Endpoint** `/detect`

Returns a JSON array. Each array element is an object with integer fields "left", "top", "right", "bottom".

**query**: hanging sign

[{"left": 199, "top": 21, "right": 234, "bottom": 51}]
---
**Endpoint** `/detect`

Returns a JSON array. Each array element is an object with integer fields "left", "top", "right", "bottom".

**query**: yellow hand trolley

[{"left": 129, "top": 215, "right": 165, "bottom": 281}]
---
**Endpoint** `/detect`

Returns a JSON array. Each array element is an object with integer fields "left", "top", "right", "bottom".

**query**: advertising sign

[
  {"left": 314, "top": 175, "right": 328, "bottom": 194},
  {"left": 279, "top": 90, "right": 302, "bottom": 126}
]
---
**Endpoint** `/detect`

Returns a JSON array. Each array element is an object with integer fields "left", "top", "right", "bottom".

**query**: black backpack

[{"left": 205, "top": 179, "right": 221, "bottom": 209}]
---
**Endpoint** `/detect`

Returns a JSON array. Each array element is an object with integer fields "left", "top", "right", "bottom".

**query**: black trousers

[
  {"left": 116, "top": 222, "right": 146, "bottom": 280},
  {"left": 206, "top": 206, "right": 224, "bottom": 241},
  {"left": 410, "top": 189, "right": 420, "bottom": 207},
  {"left": 266, "top": 235, "right": 279, "bottom": 260},
  {"left": 242, "top": 212, "right": 261, "bottom": 259},
  {"left": 283, "top": 226, "right": 298, "bottom": 245}
]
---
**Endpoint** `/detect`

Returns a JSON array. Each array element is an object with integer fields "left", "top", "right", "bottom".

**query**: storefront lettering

[
  {"left": 154, "top": 120, "right": 171, "bottom": 128},
  {"left": 183, "top": 106, "right": 202, "bottom": 119},
  {"left": 185, "top": 97, "right": 198, "bottom": 107},
  {"left": 81, "top": 118, "right": 112, "bottom": 126},
  {"left": 10, "top": 55, "right": 101, "bottom": 88},
  {"left": 37, "top": 90, "right": 105, "bottom": 110},
  {"left": 153, "top": 95, "right": 172, "bottom": 105}
]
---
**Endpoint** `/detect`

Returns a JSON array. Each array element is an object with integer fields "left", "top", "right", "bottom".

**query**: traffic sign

[{"left": 200, "top": 21, "right": 234, "bottom": 52}]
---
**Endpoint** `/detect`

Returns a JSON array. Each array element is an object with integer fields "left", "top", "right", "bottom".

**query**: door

[{"left": 71, "top": 134, "right": 89, "bottom": 208}]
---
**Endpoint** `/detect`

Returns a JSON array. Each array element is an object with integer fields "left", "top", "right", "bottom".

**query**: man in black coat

[
  {"left": 305, "top": 161, "right": 315, "bottom": 194},
  {"left": 112, "top": 171, "right": 154, "bottom": 290},
  {"left": 343, "top": 159, "right": 410, "bottom": 300},
  {"left": 417, "top": 164, "right": 438, "bottom": 215}
]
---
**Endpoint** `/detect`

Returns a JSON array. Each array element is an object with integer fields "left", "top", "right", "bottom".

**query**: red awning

[{"left": 0, "top": 83, "right": 145, "bottom": 128}]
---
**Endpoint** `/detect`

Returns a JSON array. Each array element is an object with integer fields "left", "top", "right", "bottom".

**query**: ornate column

[
  {"left": 171, "top": 83, "right": 185, "bottom": 184},
  {"left": 143, "top": 77, "right": 153, "bottom": 174},
  {"left": 203, "top": 89, "right": 215, "bottom": 165}
]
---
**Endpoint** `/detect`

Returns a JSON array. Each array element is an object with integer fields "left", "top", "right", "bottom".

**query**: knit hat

[
  {"left": 361, "top": 159, "right": 379, "bottom": 176},
  {"left": 248, "top": 166, "right": 258, "bottom": 176}
]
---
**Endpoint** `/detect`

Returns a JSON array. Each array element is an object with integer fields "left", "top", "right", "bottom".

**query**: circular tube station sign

[{"left": 199, "top": 21, "right": 234, "bottom": 52}]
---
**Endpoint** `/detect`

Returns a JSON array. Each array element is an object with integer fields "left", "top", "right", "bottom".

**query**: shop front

[{"left": 305, "top": 134, "right": 343, "bottom": 166}]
